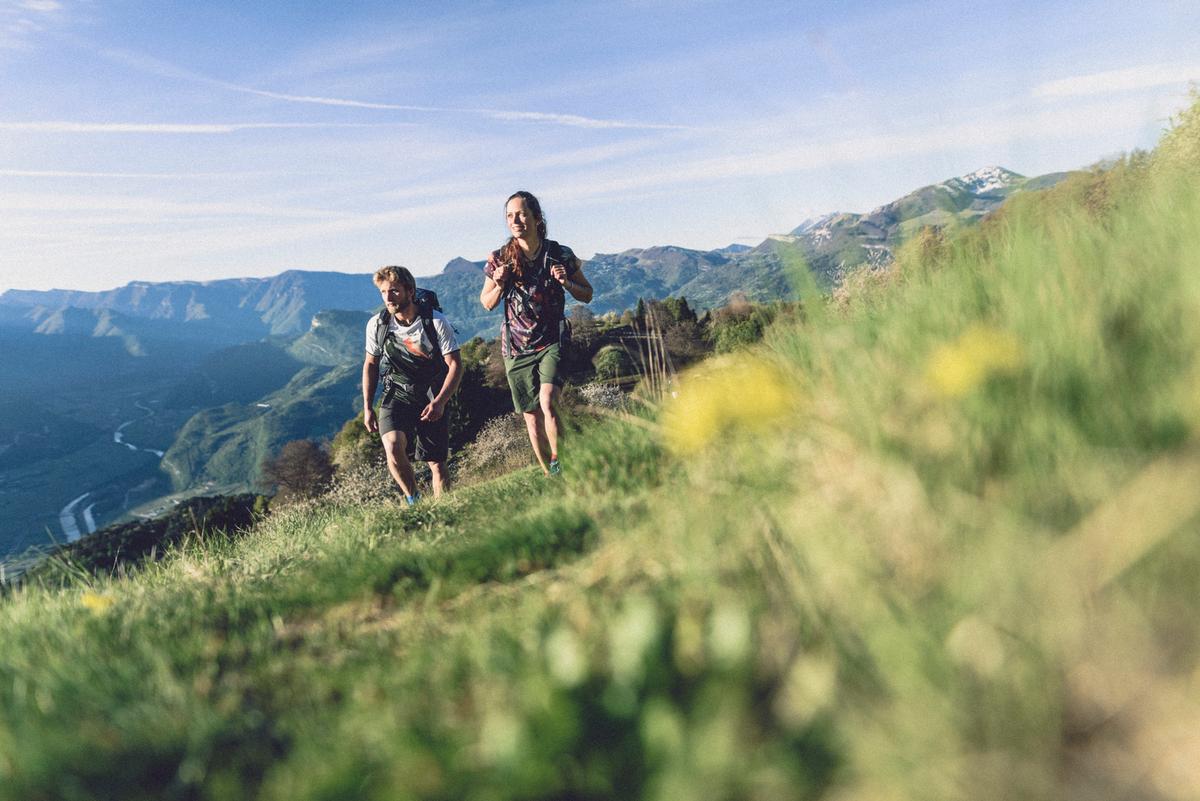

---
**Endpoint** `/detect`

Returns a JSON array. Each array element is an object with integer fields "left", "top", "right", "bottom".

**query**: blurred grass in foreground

[{"left": 2, "top": 95, "right": 1200, "bottom": 800}]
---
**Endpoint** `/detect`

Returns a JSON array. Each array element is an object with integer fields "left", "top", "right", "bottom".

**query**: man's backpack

[{"left": 374, "top": 288, "right": 446, "bottom": 385}]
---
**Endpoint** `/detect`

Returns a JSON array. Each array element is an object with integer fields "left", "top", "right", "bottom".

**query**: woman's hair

[
  {"left": 373, "top": 265, "right": 415, "bottom": 292},
  {"left": 500, "top": 190, "right": 547, "bottom": 276}
]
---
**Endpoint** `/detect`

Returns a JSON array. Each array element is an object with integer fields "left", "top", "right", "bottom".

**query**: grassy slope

[{"left": 2, "top": 100, "right": 1200, "bottom": 800}]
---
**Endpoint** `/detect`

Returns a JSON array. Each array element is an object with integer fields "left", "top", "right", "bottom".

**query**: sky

[{"left": 1, "top": 0, "right": 1197, "bottom": 293}]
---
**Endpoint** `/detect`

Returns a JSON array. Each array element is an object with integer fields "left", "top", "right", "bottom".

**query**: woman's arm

[
  {"left": 562, "top": 260, "right": 593, "bottom": 303},
  {"left": 481, "top": 259, "right": 509, "bottom": 310},
  {"left": 480, "top": 275, "right": 504, "bottom": 310}
]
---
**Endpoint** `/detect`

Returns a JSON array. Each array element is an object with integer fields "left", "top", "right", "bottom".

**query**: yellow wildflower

[
  {"left": 661, "top": 355, "right": 796, "bottom": 453},
  {"left": 80, "top": 590, "right": 116, "bottom": 614},
  {"left": 926, "top": 324, "right": 1023, "bottom": 398}
]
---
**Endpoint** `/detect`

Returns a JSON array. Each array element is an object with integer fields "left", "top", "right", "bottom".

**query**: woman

[{"left": 480, "top": 191, "right": 593, "bottom": 475}]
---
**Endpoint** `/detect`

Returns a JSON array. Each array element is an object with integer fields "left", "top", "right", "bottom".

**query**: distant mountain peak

[
  {"left": 952, "top": 166, "right": 1024, "bottom": 194},
  {"left": 717, "top": 243, "right": 753, "bottom": 254},
  {"left": 789, "top": 212, "right": 845, "bottom": 241},
  {"left": 442, "top": 257, "right": 484, "bottom": 275},
  {"left": 791, "top": 212, "right": 841, "bottom": 234}
]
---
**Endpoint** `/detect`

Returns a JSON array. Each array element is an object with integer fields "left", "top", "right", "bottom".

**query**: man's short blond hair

[{"left": 373, "top": 265, "right": 415, "bottom": 291}]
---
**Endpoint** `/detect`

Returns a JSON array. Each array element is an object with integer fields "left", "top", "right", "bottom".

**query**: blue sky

[{"left": 1, "top": 0, "right": 1197, "bottom": 292}]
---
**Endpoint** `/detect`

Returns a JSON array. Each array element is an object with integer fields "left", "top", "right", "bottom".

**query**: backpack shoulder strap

[
  {"left": 422, "top": 312, "right": 440, "bottom": 361},
  {"left": 543, "top": 240, "right": 571, "bottom": 327},
  {"left": 374, "top": 309, "right": 394, "bottom": 380},
  {"left": 419, "top": 307, "right": 448, "bottom": 376},
  {"left": 544, "top": 239, "right": 566, "bottom": 263},
  {"left": 374, "top": 309, "right": 391, "bottom": 355}
]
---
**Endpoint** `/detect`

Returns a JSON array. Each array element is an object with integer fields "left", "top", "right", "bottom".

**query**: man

[{"left": 363, "top": 265, "right": 462, "bottom": 503}]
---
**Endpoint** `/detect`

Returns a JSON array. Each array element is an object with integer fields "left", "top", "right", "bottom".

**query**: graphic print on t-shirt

[
  {"left": 486, "top": 240, "right": 578, "bottom": 357},
  {"left": 383, "top": 321, "right": 439, "bottom": 385},
  {"left": 396, "top": 332, "right": 431, "bottom": 360}
]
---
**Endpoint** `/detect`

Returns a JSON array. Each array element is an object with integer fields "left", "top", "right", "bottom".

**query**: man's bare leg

[
  {"left": 381, "top": 430, "right": 418, "bottom": 497},
  {"left": 428, "top": 461, "right": 449, "bottom": 497}
]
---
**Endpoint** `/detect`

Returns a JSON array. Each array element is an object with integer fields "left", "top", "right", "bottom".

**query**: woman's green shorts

[{"left": 504, "top": 343, "right": 562, "bottom": 413}]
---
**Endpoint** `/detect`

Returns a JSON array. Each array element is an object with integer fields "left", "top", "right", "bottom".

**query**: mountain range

[
  {"left": 0, "top": 167, "right": 1068, "bottom": 344},
  {"left": 0, "top": 165, "right": 1073, "bottom": 556}
]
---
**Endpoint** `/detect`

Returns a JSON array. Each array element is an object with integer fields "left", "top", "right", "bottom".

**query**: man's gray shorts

[{"left": 378, "top": 397, "right": 449, "bottom": 463}]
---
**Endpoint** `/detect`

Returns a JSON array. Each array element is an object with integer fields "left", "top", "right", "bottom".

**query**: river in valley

[{"left": 56, "top": 400, "right": 165, "bottom": 542}]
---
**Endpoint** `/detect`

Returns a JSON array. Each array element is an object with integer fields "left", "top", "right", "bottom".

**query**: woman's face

[{"left": 506, "top": 196, "right": 538, "bottom": 240}]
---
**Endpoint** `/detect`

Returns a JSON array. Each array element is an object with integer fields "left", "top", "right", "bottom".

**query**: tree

[
  {"left": 458, "top": 336, "right": 492, "bottom": 368},
  {"left": 657, "top": 296, "right": 697, "bottom": 324},
  {"left": 261, "top": 439, "right": 334, "bottom": 504},
  {"left": 663, "top": 319, "right": 709, "bottom": 365},
  {"left": 707, "top": 299, "right": 779, "bottom": 354},
  {"left": 569, "top": 305, "right": 598, "bottom": 344}
]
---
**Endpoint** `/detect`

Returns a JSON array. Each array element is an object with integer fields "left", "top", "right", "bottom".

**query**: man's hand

[
  {"left": 420, "top": 398, "right": 446, "bottom": 422},
  {"left": 550, "top": 262, "right": 568, "bottom": 285},
  {"left": 364, "top": 407, "right": 379, "bottom": 433}
]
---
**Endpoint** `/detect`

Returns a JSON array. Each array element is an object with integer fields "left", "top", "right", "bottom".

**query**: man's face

[
  {"left": 378, "top": 279, "right": 410, "bottom": 312},
  {"left": 506, "top": 197, "right": 537, "bottom": 240}
]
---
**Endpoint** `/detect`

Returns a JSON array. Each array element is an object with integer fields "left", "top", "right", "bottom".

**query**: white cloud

[
  {"left": 2, "top": 192, "right": 342, "bottom": 219},
  {"left": 229, "top": 86, "right": 438, "bottom": 112},
  {"left": 474, "top": 109, "right": 690, "bottom": 131},
  {"left": 1033, "top": 63, "right": 1200, "bottom": 99},
  {"left": 93, "top": 45, "right": 687, "bottom": 131},
  {"left": 0, "top": 0, "right": 62, "bottom": 50},
  {"left": 0, "top": 169, "right": 272, "bottom": 179},
  {"left": 0, "top": 121, "right": 389, "bottom": 134},
  {"left": 225, "top": 81, "right": 689, "bottom": 129},
  {"left": 543, "top": 94, "right": 1180, "bottom": 204},
  {"left": 0, "top": 192, "right": 496, "bottom": 277}
]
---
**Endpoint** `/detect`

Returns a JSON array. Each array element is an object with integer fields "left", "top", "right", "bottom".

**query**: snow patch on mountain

[
  {"left": 954, "top": 166, "right": 1023, "bottom": 194},
  {"left": 791, "top": 212, "right": 841, "bottom": 236}
]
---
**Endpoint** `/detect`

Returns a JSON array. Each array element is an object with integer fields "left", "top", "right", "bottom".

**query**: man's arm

[
  {"left": 421, "top": 350, "right": 462, "bottom": 422},
  {"left": 362, "top": 352, "right": 381, "bottom": 432}
]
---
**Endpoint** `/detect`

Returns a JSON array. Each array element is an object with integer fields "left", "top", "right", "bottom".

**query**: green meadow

[{"left": 2, "top": 97, "right": 1199, "bottom": 800}]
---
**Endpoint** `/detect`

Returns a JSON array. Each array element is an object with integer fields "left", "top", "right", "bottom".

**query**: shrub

[
  {"left": 455, "top": 415, "right": 531, "bottom": 483},
  {"left": 329, "top": 416, "right": 382, "bottom": 472},
  {"left": 323, "top": 460, "right": 396, "bottom": 507},
  {"left": 593, "top": 344, "right": 637, "bottom": 381},
  {"left": 707, "top": 299, "right": 780, "bottom": 353}
]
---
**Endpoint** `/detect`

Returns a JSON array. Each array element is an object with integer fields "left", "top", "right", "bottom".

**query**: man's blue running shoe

[{"left": 548, "top": 459, "right": 561, "bottom": 475}]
